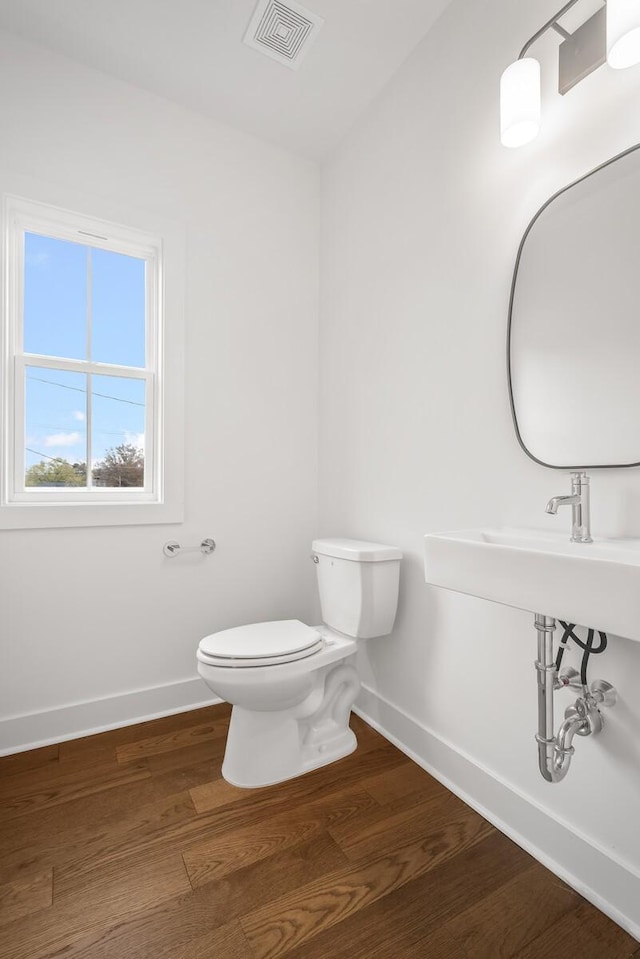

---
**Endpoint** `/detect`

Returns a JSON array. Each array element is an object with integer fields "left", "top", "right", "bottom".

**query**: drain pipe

[
  {"left": 534, "top": 613, "right": 616, "bottom": 783},
  {"left": 535, "top": 615, "right": 574, "bottom": 782}
]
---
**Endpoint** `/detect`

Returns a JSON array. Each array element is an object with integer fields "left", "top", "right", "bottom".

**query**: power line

[
  {"left": 26, "top": 447, "right": 75, "bottom": 463},
  {"left": 32, "top": 422, "right": 130, "bottom": 437},
  {"left": 26, "top": 374, "right": 145, "bottom": 407}
]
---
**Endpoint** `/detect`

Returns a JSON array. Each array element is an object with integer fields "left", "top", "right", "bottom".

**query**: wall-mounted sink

[{"left": 424, "top": 528, "right": 640, "bottom": 641}]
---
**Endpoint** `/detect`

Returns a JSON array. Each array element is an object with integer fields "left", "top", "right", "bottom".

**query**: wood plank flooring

[{"left": 0, "top": 703, "right": 637, "bottom": 959}]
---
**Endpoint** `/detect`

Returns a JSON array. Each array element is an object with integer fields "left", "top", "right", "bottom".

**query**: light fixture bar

[
  {"left": 552, "top": 23, "right": 572, "bottom": 41},
  {"left": 518, "top": 0, "right": 583, "bottom": 58}
]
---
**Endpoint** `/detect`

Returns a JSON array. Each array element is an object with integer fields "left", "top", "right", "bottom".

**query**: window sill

[{"left": 0, "top": 499, "right": 183, "bottom": 530}]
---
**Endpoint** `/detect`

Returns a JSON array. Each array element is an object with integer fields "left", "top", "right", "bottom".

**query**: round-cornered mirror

[{"left": 508, "top": 143, "right": 640, "bottom": 469}]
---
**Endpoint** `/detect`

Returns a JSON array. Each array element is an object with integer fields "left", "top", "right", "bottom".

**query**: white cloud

[
  {"left": 43, "top": 432, "right": 82, "bottom": 448},
  {"left": 73, "top": 410, "right": 86, "bottom": 422},
  {"left": 125, "top": 432, "right": 145, "bottom": 451}
]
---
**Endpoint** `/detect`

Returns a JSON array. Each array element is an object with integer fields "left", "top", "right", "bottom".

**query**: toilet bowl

[{"left": 197, "top": 537, "right": 402, "bottom": 788}]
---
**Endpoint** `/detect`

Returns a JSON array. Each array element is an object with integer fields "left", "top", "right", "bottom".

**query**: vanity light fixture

[{"left": 500, "top": 0, "right": 640, "bottom": 148}]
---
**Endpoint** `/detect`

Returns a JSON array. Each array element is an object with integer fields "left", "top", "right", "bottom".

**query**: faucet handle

[{"left": 570, "top": 471, "right": 590, "bottom": 492}]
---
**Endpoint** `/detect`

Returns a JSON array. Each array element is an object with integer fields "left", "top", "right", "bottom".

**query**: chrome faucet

[{"left": 545, "top": 471, "right": 592, "bottom": 543}]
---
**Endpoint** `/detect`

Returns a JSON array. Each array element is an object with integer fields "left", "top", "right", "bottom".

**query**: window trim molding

[{"left": 0, "top": 175, "right": 184, "bottom": 529}]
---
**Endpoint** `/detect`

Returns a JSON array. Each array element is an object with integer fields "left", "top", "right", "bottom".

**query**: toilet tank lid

[{"left": 312, "top": 538, "right": 402, "bottom": 562}]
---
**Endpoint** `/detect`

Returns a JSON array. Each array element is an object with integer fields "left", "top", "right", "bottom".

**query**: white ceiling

[{"left": 0, "top": 0, "right": 451, "bottom": 160}]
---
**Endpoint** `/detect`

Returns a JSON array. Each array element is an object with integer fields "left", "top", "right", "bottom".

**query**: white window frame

[{"left": 1, "top": 183, "right": 184, "bottom": 529}]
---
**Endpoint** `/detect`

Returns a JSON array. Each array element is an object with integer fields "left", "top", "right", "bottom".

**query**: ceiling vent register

[{"left": 243, "top": 0, "right": 324, "bottom": 70}]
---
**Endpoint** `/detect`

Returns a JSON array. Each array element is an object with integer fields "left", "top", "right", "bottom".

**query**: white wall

[
  {"left": 4, "top": 0, "right": 640, "bottom": 934},
  {"left": 0, "top": 30, "right": 320, "bottom": 746},
  {"left": 320, "top": 0, "right": 640, "bottom": 936}
]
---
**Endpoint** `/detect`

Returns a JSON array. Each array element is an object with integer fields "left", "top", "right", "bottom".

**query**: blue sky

[{"left": 23, "top": 232, "right": 146, "bottom": 475}]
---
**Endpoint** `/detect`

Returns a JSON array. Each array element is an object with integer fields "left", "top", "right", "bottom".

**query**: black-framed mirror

[{"left": 508, "top": 143, "right": 640, "bottom": 470}]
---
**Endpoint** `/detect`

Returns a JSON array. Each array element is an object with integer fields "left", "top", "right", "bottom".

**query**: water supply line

[{"left": 534, "top": 614, "right": 617, "bottom": 783}]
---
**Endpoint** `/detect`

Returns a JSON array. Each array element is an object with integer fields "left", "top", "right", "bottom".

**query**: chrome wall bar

[{"left": 163, "top": 538, "right": 216, "bottom": 558}]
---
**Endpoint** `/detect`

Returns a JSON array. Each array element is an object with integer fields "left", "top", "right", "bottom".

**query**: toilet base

[
  {"left": 221, "top": 661, "right": 360, "bottom": 788},
  {"left": 222, "top": 719, "right": 357, "bottom": 788}
]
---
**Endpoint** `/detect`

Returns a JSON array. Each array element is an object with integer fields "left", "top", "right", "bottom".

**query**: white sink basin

[{"left": 424, "top": 528, "right": 640, "bottom": 641}]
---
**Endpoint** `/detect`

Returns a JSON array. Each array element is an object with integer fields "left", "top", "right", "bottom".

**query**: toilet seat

[{"left": 198, "top": 619, "right": 323, "bottom": 668}]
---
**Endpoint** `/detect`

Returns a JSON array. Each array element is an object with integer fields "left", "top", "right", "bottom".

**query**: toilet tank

[{"left": 312, "top": 537, "right": 402, "bottom": 639}]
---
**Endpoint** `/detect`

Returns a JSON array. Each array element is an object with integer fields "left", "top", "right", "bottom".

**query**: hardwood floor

[{"left": 0, "top": 704, "right": 637, "bottom": 959}]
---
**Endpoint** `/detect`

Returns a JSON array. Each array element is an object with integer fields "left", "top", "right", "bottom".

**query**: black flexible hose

[{"left": 555, "top": 621, "right": 607, "bottom": 685}]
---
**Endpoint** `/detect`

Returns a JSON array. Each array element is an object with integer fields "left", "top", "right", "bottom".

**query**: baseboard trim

[
  {"left": 0, "top": 677, "right": 222, "bottom": 755},
  {"left": 354, "top": 682, "right": 640, "bottom": 943}
]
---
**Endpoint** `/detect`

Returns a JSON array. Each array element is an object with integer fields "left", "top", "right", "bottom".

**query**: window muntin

[{"left": 3, "top": 196, "right": 162, "bottom": 507}]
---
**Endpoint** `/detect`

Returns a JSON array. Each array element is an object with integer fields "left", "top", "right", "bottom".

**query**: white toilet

[{"left": 197, "top": 537, "right": 402, "bottom": 788}]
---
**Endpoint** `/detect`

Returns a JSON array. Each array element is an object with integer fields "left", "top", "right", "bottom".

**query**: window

[{"left": 1, "top": 192, "right": 184, "bottom": 528}]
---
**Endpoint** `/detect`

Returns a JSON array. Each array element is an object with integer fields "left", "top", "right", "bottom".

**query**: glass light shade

[
  {"left": 500, "top": 58, "right": 541, "bottom": 148},
  {"left": 607, "top": 0, "right": 640, "bottom": 69}
]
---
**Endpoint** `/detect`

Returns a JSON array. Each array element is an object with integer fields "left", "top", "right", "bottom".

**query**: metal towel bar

[{"left": 163, "top": 538, "right": 216, "bottom": 558}]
